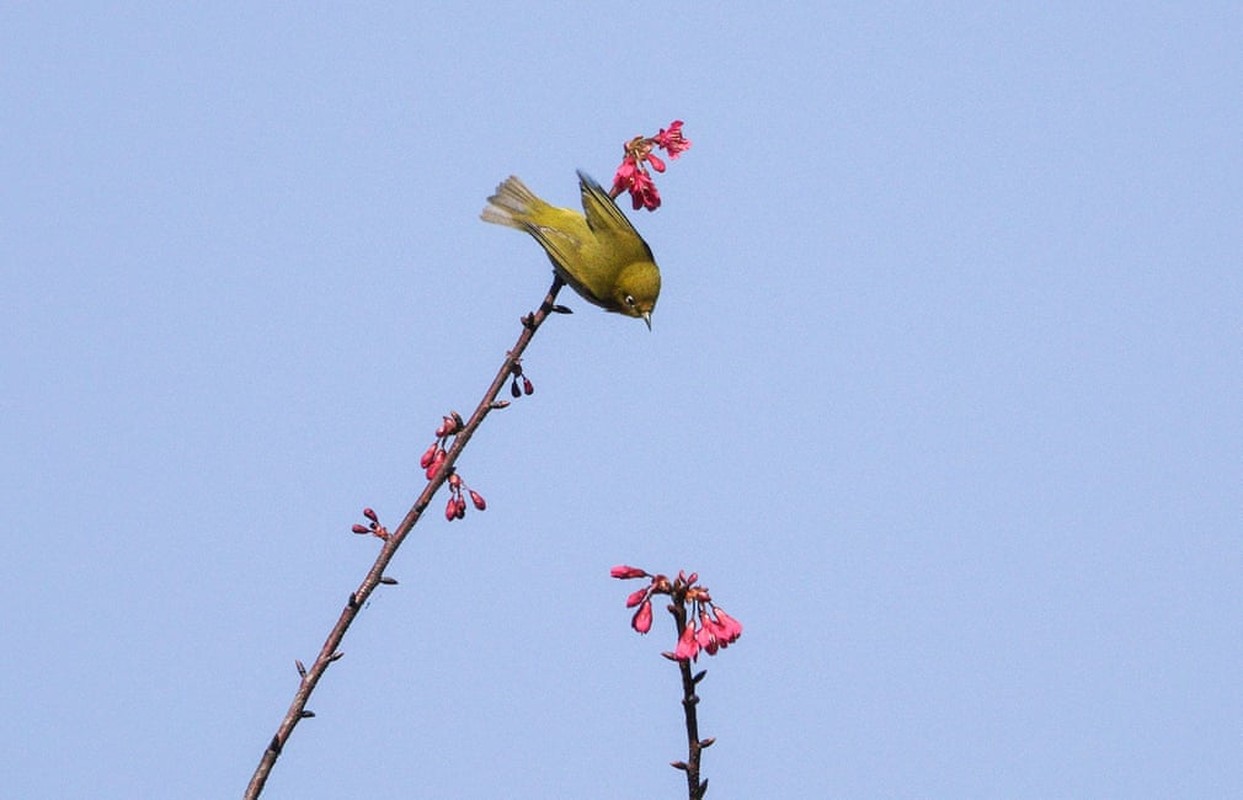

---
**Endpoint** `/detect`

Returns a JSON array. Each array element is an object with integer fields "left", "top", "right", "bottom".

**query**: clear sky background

[{"left": 3, "top": 4, "right": 1240, "bottom": 798}]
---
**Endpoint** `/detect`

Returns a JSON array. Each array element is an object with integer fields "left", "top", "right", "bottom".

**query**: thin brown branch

[{"left": 244, "top": 277, "right": 565, "bottom": 799}]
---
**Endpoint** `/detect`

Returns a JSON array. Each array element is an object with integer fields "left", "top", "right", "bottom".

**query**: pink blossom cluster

[
  {"left": 610, "top": 120, "right": 692, "bottom": 211},
  {"left": 611, "top": 565, "right": 742, "bottom": 662}
]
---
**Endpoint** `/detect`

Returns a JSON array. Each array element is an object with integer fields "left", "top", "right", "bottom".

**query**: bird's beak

[{"left": 641, "top": 311, "right": 652, "bottom": 331}]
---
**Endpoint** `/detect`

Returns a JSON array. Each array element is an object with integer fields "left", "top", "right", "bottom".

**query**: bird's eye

[{"left": 624, "top": 294, "right": 636, "bottom": 307}]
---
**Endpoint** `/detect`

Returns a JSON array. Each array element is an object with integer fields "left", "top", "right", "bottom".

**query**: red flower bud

[
  {"left": 625, "top": 587, "right": 649, "bottom": 608},
  {"left": 631, "top": 599, "right": 653, "bottom": 634},
  {"left": 469, "top": 490, "right": 486, "bottom": 511},
  {"left": 610, "top": 565, "right": 648, "bottom": 579},
  {"left": 510, "top": 379, "right": 521, "bottom": 398},
  {"left": 522, "top": 377, "right": 534, "bottom": 395},
  {"left": 444, "top": 497, "right": 457, "bottom": 521},
  {"left": 362, "top": 507, "right": 378, "bottom": 522},
  {"left": 425, "top": 449, "right": 446, "bottom": 480},
  {"left": 351, "top": 524, "right": 370, "bottom": 535},
  {"left": 455, "top": 497, "right": 467, "bottom": 519},
  {"left": 420, "top": 442, "right": 438, "bottom": 469}
]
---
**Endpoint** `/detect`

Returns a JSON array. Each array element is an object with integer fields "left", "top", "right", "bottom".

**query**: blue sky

[{"left": 3, "top": 4, "right": 1240, "bottom": 798}]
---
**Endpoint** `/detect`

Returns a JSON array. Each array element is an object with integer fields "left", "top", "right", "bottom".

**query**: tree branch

[{"left": 244, "top": 277, "right": 565, "bottom": 799}]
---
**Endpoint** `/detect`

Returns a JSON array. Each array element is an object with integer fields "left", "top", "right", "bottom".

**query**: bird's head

[{"left": 613, "top": 261, "right": 662, "bottom": 330}]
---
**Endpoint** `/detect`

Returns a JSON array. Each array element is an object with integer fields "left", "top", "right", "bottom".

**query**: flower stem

[{"left": 671, "top": 598, "right": 709, "bottom": 799}]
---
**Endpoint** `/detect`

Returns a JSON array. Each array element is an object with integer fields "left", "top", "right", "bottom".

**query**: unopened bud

[
  {"left": 445, "top": 497, "right": 457, "bottom": 521},
  {"left": 510, "top": 379, "right": 521, "bottom": 398},
  {"left": 362, "top": 507, "right": 378, "bottom": 522},
  {"left": 351, "top": 524, "right": 370, "bottom": 535},
  {"left": 469, "top": 490, "right": 486, "bottom": 511},
  {"left": 419, "top": 442, "right": 438, "bottom": 469},
  {"left": 455, "top": 497, "right": 467, "bottom": 519},
  {"left": 425, "top": 449, "right": 446, "bottom": 480},
  {"left": 625, "top": 587, "right": 649, "bottom": 608},
  {"left": 522, "top": 377, "right": 534, "bottom": 395}
]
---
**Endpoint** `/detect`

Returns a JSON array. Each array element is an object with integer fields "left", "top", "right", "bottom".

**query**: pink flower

[
  {"left": 674, "top": 623, "right": 700, "bottom": 662},
  {"left": 628, "top": 170, "right": 661, "bottom": 211},
  {"left": 611, "top": 155, "right": 641, "bottom": 196},
  {"left": 712, "top": 607, "right": 743, "bottom": 643},
  {"left": 696, "top": 612, "right": 720, "bottom": 655},
  {"left": 654, "top": 120, "right": 691, "bottom": 158},
  {"left": 610, "top": 565, "right": 648, "bottom": 579},
  {"left": 631, "top": 599, "right": 653, "bottom": 634}
]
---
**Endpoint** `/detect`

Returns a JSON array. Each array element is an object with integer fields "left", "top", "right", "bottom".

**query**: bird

[{"left": 481, "top": 170, "right": 661, "bottom": 329}]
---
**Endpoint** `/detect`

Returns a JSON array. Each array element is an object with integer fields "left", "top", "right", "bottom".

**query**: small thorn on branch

[
  {"left": 379, "top": 576, "right": 398, "bottom": 585},
  {"left": 295, "top": 660, "right": 307, "bottom": 678},
  {"left": 521, "top": 312, "right": 536, "bottom": 328},
  {"left": 693, "top": 669, "right": 707, "bottom": 683},
  {"left": 299, "top": 710, "right": 315, "bottom": 719},
  {"left": 490, "top": 399, "right": 510, "bottom": 410},
  {"left": 348, "top": 593, "right": 358, "bottom": 608},
  {"left": 670, "top": 760, "right": 688, "bottom": 771},
  {"left": 551, "top": 304, "right": 573, "bottom": 314},
  {"left": 328, "top": 651, "right": 344, "bottom": 662},
  {"left": 700, "top": 737, "right": 716, "bottom": 748}
]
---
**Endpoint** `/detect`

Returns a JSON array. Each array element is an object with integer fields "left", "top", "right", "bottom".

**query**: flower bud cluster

[
  {"left": 419, "top": 411, "right": 487, "bottom": 523},
  {"left": 419, "top": 412, "right": 465, "bottom": 481},
  {"left": 443, "top": 469, "right": 487, "bottom": 522},
  {"left": 350, "top": 506, "right": 389, "bottom": 541},
  {"left": 610, "top": 120, "right": 692, "bottom": 211},
  {"left": 611, "top": 565, "right": 742, "bottom": 662},
  {"left": 508, "top": 361, "right": 534, "bottom": 399}
]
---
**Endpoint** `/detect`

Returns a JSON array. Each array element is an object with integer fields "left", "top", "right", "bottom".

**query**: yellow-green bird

[{"left": 481, "top": 170, "right": 661, "bottom": 329}]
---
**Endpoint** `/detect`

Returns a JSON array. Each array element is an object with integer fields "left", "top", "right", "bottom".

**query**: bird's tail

[{"left": 480, "top": 176, "right": 546, "bottom": 229}]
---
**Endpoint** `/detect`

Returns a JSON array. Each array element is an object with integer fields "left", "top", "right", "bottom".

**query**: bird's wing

[{"left": 576, "top": 170, "right": 653, "bottom": 263}]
